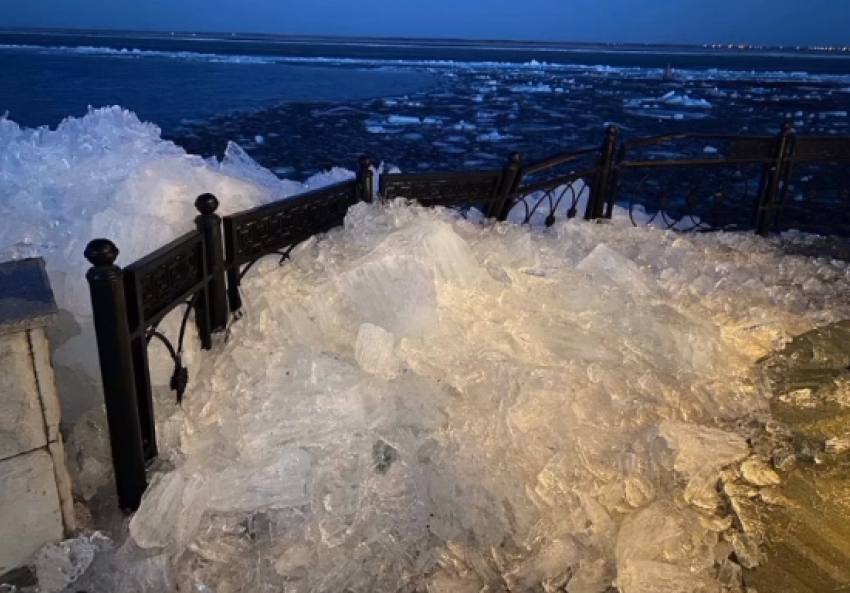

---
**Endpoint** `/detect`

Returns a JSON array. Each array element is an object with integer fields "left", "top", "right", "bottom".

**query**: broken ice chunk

[
  {"left": 274, "top": 544, "right": 315, "bottom": 576},
  {"left": 207, "top": 445, "right": 311, "bottom": 512},
  {"left": 683, "top": 468, "right": 723, "bottom": 510},
  {"left": 34, "top": 532, "right": 110, "bottom": 593},
  {"left": 129, "top": 469, "right": 208, "bottom": 550},
  {"left": 659, "top": 421, "right": 749, "bottom": 478},
  {"left": 825, "top": 434, "right": 850, "bottom": 454},
  {"left": 615, "top": 502, "right": 719, "bottom": 593},
  {"left": 731, "top": 532, "right": 764, "bottom": 569},
  {"left": 566, "top": 559, "right": 612, "bottom": 593},
  {"left": 64, "top": 407, "right": 113, "bottom": 501},
  {"left": 505, "top": 537, "right": 580, "bottom": 591},
  {"left": 414, "top": 220, "right": 481, "bottom": 286},
  {"left": 576, "top": 244, "right": 656, "bottom": 296},
  {"left": 337, "top": 256, "right": 438, "bottom": 338},
  {"left": 717, "top": 558, "right": 744, "bottom": 591},
  {"left": 355, "top": 323, "right": 400, "bottom": 378},
  {"left": 739, "top": 457, "right": 781, "bottom": 486}
]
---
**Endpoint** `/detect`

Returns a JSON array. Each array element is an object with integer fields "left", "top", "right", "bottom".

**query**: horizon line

[{"left": 0, "top": 25, "right": 838, "bottom": 51}]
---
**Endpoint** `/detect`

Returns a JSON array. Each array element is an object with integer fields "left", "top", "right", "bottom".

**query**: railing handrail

[
  {"left": 510, "top": 169, "right": 595, "bottom": 197},
  {"left": 619, "top": 132, "right": 775, "bottom": 150},
  {"left": 520, "top": 145, "right": 600, "bottom": 175}
]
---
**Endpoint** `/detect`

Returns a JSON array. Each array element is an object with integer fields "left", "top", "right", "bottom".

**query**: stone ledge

[{"left": 0, "top": 258, "right": 57, "bottom": 337}]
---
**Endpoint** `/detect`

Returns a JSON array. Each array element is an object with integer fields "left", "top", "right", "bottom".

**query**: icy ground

[{"left": 3, "top": 108, "right": 850, "bottom": 592}]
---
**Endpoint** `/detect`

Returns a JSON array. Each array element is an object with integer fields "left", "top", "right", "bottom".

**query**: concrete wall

[{"left": 0, "top": 259, "right": 74, "bottom": 576}]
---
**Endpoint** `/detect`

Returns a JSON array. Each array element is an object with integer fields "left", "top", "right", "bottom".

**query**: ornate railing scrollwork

[
  {"left": 621, "top": 164, "right": 761, "bottom": 231},
  {"left": 770, "top": 136, "right": 850, "bottom": 236},
  {"left": 613, "top": 132, "right": 778, "bottom": 232},
  {"left": 503, "top": 142, "right": 604, "bottom": 226},
  {"left": 507, "top": 171, "right": 594, "bottom": 227},
  {"left": 379, "top": 169, "right": 504, "bottom": 218},
  {"left": 223, "top": 179, "right": 360, "bottom": 314}
]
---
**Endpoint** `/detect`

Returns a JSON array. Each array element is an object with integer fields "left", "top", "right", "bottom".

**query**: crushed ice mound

[
  {"left": 5, "top": 108, "right": 850, "bottom": 590},
  {"left": 0, "top": 107, "right": 360, "bottom": 421},
  {"left": 107, "top": 201, "right": 850, "bottom": 592}
]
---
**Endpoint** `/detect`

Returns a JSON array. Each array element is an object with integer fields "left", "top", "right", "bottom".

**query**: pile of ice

[
  {"left": 0, "top": 107, "right": 359, "bottom": 420},
  {"left": 69, "top": 202, "right": 850, "bottom": 592},
  {"left": 5, "top": 107, "right": 850, "bottom": 592}
]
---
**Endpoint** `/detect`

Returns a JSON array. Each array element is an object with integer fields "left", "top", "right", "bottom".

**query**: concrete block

[
  {"left": 0, "top": 332, "right": 47, "bottom": 461},
  {"left": 0, "top": 449, "right": 64, "bottom": 575}
]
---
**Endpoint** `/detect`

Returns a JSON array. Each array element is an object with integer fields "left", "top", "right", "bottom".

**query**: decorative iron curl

[
  {"left": 508, "top": 176, "right": 589, "bottom": 227},
  {"left": 145, "top": 293, "right": 202, "bottom": 404},
  {"left": 239, "top": 246, "right": 295, "bottom": 281},
  {"left": 626, "top": 166, "right": 757, "bottom": 232}
]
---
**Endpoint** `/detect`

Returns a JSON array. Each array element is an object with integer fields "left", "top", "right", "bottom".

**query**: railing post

[
  {"left": 195, "top": 194, "right": 228, "bottom": 333},
  {"left": 491, "top": 152, "right": 522, "bottom": 221},
  {"left": 357, "top": 155, "right": 374, "bottom": 203},
  {"left": 586, "top": 125, "right": 618, "bottom": 221},
  {"left": 84, "top": 239, "right": 147, "bottom": 513},
  {"left": 754, "top": 121, "right": 794, "bottom": 236}
]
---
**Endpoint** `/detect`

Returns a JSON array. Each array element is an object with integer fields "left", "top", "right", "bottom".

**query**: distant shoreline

[{"left": 0, "top": 27, "right": 847, "bottom": 59}]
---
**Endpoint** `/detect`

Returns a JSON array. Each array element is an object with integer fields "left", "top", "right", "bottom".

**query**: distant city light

[{"left": 703, "top": 42, "right": 847, "bottom": 52}]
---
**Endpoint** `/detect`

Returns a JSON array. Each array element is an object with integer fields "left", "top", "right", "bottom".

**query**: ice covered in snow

[{"left": 5, "top": 108, "right": 850, "bottom": 592}]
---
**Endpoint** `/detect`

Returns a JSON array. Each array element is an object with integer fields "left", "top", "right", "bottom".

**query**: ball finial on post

[
  {"left": 84, "top": 239, "right": 119, "bottom": 267},
  {"left": 195, "top": 193, "right": 220, "bottom": 216}
]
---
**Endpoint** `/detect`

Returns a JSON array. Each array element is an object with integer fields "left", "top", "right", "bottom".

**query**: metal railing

[{"left": 83, "top": 122, "right": 850, "bottom": 511}]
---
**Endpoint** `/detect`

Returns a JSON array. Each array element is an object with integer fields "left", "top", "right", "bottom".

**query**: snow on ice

[{"left": 3, "top": 108, "right": 850, "bottom": 592}]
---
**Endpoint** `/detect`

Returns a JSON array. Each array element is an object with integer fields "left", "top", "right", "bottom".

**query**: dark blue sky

[{"left": 0, "top": 0, "right": 847, "bottom": 46}]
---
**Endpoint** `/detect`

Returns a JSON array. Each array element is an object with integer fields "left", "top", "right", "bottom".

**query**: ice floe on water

[
  {"left": 477, "top": 130, "right": 514, "bottom": 142},
  {"left": 387, "top": 114, "right": 423, "bottom": 125},
  {"left": 510, "top": 83, "right": 555, "bottom": 93},
  {"left": 3, "top": 108, "right": 850, "bottom": 592},
  {"left": 623, "top": 91, "right": 714, "bottom": 120},
  {"left": 11, "top": 42, "right": 850, "bottom": 86}
]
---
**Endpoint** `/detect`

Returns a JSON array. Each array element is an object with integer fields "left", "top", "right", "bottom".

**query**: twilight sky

[{"left": 0, "top": 0, "right": 847, "bottom": 46}]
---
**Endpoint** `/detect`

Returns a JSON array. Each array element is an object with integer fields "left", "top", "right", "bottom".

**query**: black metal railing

[
  {"left": 223, "top": 178, "right": 363, "bottom": 313},
  {"left": 85, "top": 229, "right": 218, "bottom": 511},
  {"left": 610, "top": 129, "right": 784, "bottom": 232},
  {"left": 84, "top": 122, "right": 850, "bottom": 511}
]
